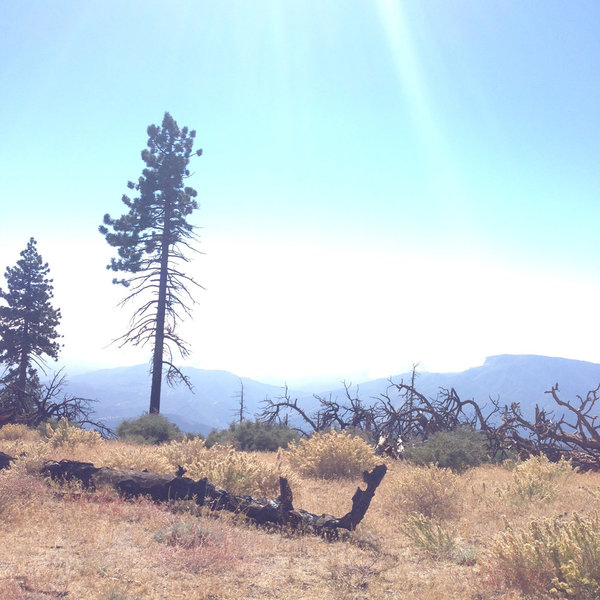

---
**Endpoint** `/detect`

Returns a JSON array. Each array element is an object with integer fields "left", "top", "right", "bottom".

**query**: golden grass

[{"left": 2, "top": 431, "right": 600, "bottom": 599}]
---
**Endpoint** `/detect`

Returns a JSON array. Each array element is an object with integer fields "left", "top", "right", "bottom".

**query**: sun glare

[{"left": 374, "top": 1, "right": 469, "bottom": 219}]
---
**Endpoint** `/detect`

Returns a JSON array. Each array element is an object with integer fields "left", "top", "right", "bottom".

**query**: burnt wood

[
  {"left": 0, "top": 451, "right": 14, "bottom": 470},
  {"left": 38, "top": 458, "right": 386, "bottom": 534}
]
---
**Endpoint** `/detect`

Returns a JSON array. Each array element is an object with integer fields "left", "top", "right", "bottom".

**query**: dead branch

[{"left": 258, "top": 386, "right": 318, "bottom": 435}]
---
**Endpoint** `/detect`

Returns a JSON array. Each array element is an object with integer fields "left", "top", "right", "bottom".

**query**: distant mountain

[
  {"left": 63, "top": 355, "right": 600, "bottom": 434},
  {"left": 315, "top": 355, "right": 600, "bottom": 419},
  {"left": 65, "top": 365, "right": 305, "bottom": 434}
]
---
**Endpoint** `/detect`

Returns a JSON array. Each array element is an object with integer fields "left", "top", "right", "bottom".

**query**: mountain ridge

[{"left": 62, "top": 355, "right": 600, "bottom": 433}]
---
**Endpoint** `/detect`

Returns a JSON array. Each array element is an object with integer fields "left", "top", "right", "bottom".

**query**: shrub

[
  {"left": 103, "top": 437, "right": 283, "bottom": 496},
  {"left": 286, "top": 429, "right": 377, "bottom": 479},
  {"left": 394, "top": 464, "right": 462, "bottom": 521},
  {"left": 0, "top": 423, "right": 38, "bottom": 441},
  {"left": 116, "top": 413, "right": 183, "bottom": 445},
  {"left": 102, "top": 443, "right": 173, "bottom": 473},
  {"left": 192, "top": 446, "right": 281, "bottom": 497},
  {"left": 205, "top": 420, "right": 299, "bottom": 452},
  {"left": 158, "top": 436, "right": 207, "bottom": 466},
  {"left": 506, "top": 454, "right": 574, "bottom": 503},
  {"left": 490, "top": 512, "right": 600, "bottom": 598},
  {"left": 403, "top": 513, "right": 457, "bottom": 559},
  {"left": 45, "top": 417, "right": 102, "bottom": 447},
  {"left": 404, "top": 426, "right": 489, "bottom": 472}
]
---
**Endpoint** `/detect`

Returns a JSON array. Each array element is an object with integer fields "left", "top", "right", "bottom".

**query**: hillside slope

[{"left": 64, "top": 355, "right": 600, "bottom": 433}]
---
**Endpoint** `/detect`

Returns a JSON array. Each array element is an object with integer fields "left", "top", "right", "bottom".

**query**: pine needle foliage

[
  {"left": 99, "top": 113, "right": 203, "bottom": 414},
  {"left": 0, "top": 238, "right": 61, "bottom": 413}
]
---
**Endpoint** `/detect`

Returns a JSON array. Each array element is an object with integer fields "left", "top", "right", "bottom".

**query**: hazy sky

[{"left": 1, "top": 1, "right": 599, "bottom": 383}]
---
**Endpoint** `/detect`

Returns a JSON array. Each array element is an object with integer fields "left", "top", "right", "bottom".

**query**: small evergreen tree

[
  {"left": 99, "top": 112, "right": 203, "bottom": 414},
  {"left": 0, "top": 238, "right": 61, "bottom": 413}
]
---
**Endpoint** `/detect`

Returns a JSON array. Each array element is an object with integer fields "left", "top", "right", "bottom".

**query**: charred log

[
  {"left": 39, "top": 459, "right": 386, "bottom": 534},
  {"left": 0, "top": 451, "right": 14, "bottom": 470}
]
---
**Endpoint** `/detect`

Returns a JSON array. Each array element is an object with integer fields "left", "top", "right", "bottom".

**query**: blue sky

[{"left": 1, "top": 1, "right": 599, "bottom": 383}]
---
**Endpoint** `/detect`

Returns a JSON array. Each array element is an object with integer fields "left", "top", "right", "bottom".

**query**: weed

[
  {"left": 0, "top": 423, "right": 38, "bottom": 441},
  {"left": 490, "top": 512, "right": 600, "bottom": 598},
  {"left": 286, "top": 429, "right": 377, "bottom": 479},
  {"left": 45, "top": 417, "right": 102, "bottom": 447},
  {"left": 394, "top": 464, "right": 463, "bottom": 520},
  {"left": 506, "top": 454, "right": 574, "bottom": 504},
  {"left": 153, "top": 520, "right": 217, "bottom": 548},
  {"left": 99, "top": 437, "right": 284, "bottom": 496},
  {"left": 0, "top": 469, "right": 48, "bottom": 523},
  {"left": 153, "top": 518, "right": 240, "bottom": 575},
  {"left": 403, "top": 513, "right": 457, "bottom": 559},
  {"left": 198, "top": 445, "right": 281, "bottom": 496}
]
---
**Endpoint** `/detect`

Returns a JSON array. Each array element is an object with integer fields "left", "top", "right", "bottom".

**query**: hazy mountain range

[{"left": 63, "top": 355, "right": 600, "bottom": 434}]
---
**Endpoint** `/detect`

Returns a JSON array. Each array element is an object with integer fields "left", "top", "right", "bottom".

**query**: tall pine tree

[
  {"left": 99, "top": 112, "right": 203, "bottom": 414},
  {"left": 0, "top": 238, "right": 62, "bottom": 413}
]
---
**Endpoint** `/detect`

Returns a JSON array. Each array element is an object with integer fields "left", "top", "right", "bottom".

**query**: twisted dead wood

[{"left": 38, "top": 459, "right": 386, "bottom": 534}]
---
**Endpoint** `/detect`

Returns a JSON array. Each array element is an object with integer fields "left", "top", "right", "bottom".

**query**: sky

[{"left": 1, "top": 0, "right": 599, "bottom": 385}]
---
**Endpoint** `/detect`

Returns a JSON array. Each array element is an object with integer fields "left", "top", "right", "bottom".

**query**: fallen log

[
  {"left": 0, "top": 451, "right": 14, "bottom": 470},
  {"left": 39, "top": 458, "right": 387, "bottom": 535}
]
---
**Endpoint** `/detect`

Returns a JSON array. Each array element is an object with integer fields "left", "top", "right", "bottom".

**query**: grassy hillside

[{"left": 2, "top": 425, "right": 600, "bottom": 599}]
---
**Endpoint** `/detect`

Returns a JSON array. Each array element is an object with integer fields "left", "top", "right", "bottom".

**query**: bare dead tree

[
  {"left": 0, "top": 369, "right": 113, "bottom": 438},
  {"left": 232, "top": 378, "right": 247, "bottom": 425},
  {"left": 492, "top": 384, "right": 600, "bottom": 468},
  {"left": 256, "top": 366, "right": 600, "bottom": 470},
  {"left": 314, "top": 382, "right": 375, "bottom": 432},
  {"left": 258, "top": 385, "right": 319, "bottom": 436}
]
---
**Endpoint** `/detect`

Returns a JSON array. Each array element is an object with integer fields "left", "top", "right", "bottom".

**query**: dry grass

[{"left": 2, "top": 430, "right": 600, "bottom": 599}]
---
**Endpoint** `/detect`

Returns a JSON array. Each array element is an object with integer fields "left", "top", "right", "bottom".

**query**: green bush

[
  {"left": 116, "top": 413, "right": 183, "bottom": 445},
  {"left": 205, "top": 420, "right": 299, "bottom": 452},
  {"left": 404, "top": 426, "right": 489, "bottom": 472}
]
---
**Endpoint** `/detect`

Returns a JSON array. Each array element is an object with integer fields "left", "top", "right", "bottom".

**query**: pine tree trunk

[
  {"left": 16, "top": 273, "right": 33, "bottom": 413},
  {"left": 16, "top": 321, "right": 29, "bottom": 413},
  {"left": 149, "top": 198, "right": 172, "bottom": 414}
]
